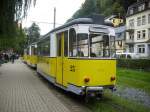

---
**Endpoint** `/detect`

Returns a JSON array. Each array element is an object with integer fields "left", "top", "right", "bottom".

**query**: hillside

[{"left": 69, "top": 0, "right": 137, "bottom": 21}]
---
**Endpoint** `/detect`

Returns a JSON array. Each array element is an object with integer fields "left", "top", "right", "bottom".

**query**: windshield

[
  {"left": 69, "top": 32, "right": 115, "bottom": 58},
  {"left": 89, "top": 34, "right": 115, "bottom": 58}
]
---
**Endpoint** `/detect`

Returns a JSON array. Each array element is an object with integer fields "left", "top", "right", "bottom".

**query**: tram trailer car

[
  {"left": 23, "top": 43, "right": 38, "bottom": 68},
  {"left": 37, "top": 17, "right": 116, "bottom": 97},
  {"left": 23, "top": 49, "right": 28, "bottom": 64}
]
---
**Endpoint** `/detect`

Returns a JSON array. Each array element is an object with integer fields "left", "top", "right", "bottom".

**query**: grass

[
  {"left": 87, "top": 91, "right": 150, "bottom": 112},
  {"left": 117, "top": 68, "right": 150, "bottom": 95},
  {"left": 87, "top": 68, "right": 150, "bottom": 112}
]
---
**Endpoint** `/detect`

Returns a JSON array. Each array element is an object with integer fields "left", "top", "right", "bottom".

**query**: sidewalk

[{"left": 0, "top": 60, "right": 70, "bottom": 112}]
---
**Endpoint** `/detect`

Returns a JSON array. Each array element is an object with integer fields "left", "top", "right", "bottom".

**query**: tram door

[{"left": 56, "top": 33, "right": 64, "bottom": 85}]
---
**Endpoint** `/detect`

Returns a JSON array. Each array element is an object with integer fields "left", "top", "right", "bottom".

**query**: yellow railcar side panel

[
  {"left": 37, "top": 56, "right": 116, "bottom": 88},
  {"left": 26, "top": 55, "right": 37, "bottom": 65},
  {"left": 63, "top": 58, "right": 79, "bottom": 87},
  {"left": 78, "top": 60, "right": 116, "bottom": 86},
  {"left": 62, "top": 59, "right": 116, "bottom": 87},
  {"left": 37, "top": 57, "right": 56, "bottom": 79},
  {"left": 56, "top": 57, "right": 63, "bottom": 84},
  {"left": 30, "top": 55, "right": 37, "bottom": 65},
  {"left": 49, "top": 58, "right": 57, "bottom": 78},
  {"left": 23, "top": 55, "right": 28, "bottom": 62}
]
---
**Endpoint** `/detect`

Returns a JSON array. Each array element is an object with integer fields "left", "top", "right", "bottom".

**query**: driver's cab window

[
  {"left": 69, "top": 28, "right": 89, "bottom": 57},
  {"left": 90, "top": 34, "right": 110, "bottom": 57},
  {"left": 77, "top": 33, "right": 88, "bottom": 57},
  {"left": 69, "top": 28, "right": 76, "bottom": 57},
  {"left": 31, "top": 45, "right": 37, "bottom": 55}
]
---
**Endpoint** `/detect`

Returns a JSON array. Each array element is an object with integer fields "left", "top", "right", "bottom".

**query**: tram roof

[
  {"left": 41, "top": 14, "right": 114, "bottom": 40},
  {"left": 50, "top": 18, "right": 93, "bottom": 33}
]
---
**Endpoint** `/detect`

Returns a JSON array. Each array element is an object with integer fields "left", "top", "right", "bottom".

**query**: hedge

[{"left": 117, "top": 59, "right": 150, "bottom": 72}]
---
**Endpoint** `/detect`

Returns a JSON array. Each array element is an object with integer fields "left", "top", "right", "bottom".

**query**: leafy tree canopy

[
  {"left": 0, "top": 0, "right": 36, "bottom": 53},
  {"left": 26, "top": 22, "right": 40, "bottom": 44},
  {"left": 70, "top": 0, "right": 137, "bottom": 21}
]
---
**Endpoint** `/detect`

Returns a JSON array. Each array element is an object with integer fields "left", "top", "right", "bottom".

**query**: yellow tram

[
  {"left": 23, "top": 43, "right": 37, "bottom": 68},
  {"left": 36, "top": 17, "right": 116, "bottom": 97}
]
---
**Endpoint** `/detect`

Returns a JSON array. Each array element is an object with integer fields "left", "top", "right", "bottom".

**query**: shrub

[{"left": 117, "top": 59, "right": 150, "bottom": 71}]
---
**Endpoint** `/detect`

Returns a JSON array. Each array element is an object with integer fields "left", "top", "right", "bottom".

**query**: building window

[
  {"left": 138, "top": 45, "right": 145, "bottom": 53},
  {"left": 129, "top": 32, "right": 134, "bottom": 40},
  {"left": 142, "top": 15, "right": 146, "bottom": 25},
  {"left": 137, "top": 17, "right": 141, "bottom": 26},
  {"left": 148, "top": 14, "right": 150, "bottom": 24},
  {"left": 129, "top": 45, "right": 134, "bottom": 53},
  {"left": 129, "top": 19, "right": 134, "bottom": 28},
  {"left": 142, "top": 30, "right": 146, "bottom": 39},
  {"left": 148, "top": 28, "right": 150, "bottom": 39},
  {"left": 137, "top": 31, "right": 141, "bottom": 40},
  {"left": 130, "top": 8, "right": 133, "bottom": 14},
  {"left": 138, "top": 4, "right": 145, "bottom": 11},
  {"left": 117, "top": 41, "right": 122, "bottom": 47}
]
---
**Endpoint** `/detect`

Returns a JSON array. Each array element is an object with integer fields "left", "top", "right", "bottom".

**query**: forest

[{"left": 70, "top": 0, "right": 137, "bottom": 21}]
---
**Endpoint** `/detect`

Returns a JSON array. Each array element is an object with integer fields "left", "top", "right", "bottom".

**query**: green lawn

[
  {"left": 87, "top": 91, "right": 149, "bottom": 112},
  {"left": 87, "top": 68, "right": 150, "bottom": 112},
  {"left": 117, "top": 68, "right": 150, "bottom": 95}
]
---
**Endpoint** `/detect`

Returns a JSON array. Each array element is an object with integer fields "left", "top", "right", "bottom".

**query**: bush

[{"left": 117, "top": 59, "right": 150, "bottom": 71}]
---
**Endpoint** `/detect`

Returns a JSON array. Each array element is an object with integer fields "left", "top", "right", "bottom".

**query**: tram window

[
  {"left": 64, "top": 31, "right": 68, "bottom": 57},
  {"left": 77, "top": 33, "right": 88, "bottom": 57},
  {"left": 57, "top": 33, "right": 61, "bottom": 56},
  {"left": 37, "top": 42, "right": 42, "bottom": 56},
  {"left": 43, "top": 38, "right": 50, "bottom": 56},
  {"left": 37, "top": 38, "right": 50, "bottom": 56},
  {"left": 31, "top": 46, "right": 37, "bottom": 55},
  {"left": 90, "top": 34, "right": 110, "bottom": 57},
  {"left": 69, "top": 28, "right": 76, "bottom": 57},
  {"left": 27, "top": 48, "right": 29, "bottom": 55}
]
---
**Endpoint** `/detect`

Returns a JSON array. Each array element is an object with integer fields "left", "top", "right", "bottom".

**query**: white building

[
  {"left": 114, "top": 26, "right": 126, "bottom": 53},
  {"left": 126, "top": 0, "right": 150, "bottom": 58}
]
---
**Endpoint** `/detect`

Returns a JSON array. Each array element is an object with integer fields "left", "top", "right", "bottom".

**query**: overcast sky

[{"left": 22, "top": 0, "right": 85, "bottom": 35}]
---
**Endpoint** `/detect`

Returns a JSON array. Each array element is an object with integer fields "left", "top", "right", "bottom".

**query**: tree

[
  {"left": 0, "top": 0, "right": 37, "bottom": 53},
  {"left": 0, "top": 0, "right": 36, "bottom": 36},
  {"left": 70, "top": 0, "right": 137, "bottom": 21},
  {"left": 26, "top": 23, "right": 40, "bottom": 44},
  {"left": 71, "top": 0, "right": 98, "bottom": 19}
]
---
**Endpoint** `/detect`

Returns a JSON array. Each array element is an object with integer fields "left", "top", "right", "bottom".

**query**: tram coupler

[
  {"left": 109, "top": 86, "right": 117, "bottom": 92},
  {"left": 84, "top": 86, "right": 104, "bottom": 102}
]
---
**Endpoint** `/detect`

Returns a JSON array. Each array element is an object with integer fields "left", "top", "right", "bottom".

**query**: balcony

[
  {"left": 126, "top": 27, "right": 134, "bottom": 33},
  {"left": 126, "top": 39, "right": 134, "bottom": 44}
]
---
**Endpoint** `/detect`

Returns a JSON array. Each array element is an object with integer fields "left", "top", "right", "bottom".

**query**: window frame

[
  {"left": 137, "top": 17, "right": 141, "bottom": 26},
  {"left": 142, "top": 15, "right": 146, "bottom": 25},
  {"left": 64, "top": 30, "right": 69, "bottom": 57},
  {"left": 130, "top": 8, "right": 134, "bottom": 15},
  {"left": 129, "top": 19, "right": 134, "bottom": 28},
  {"left": 148, "top": 28, "right": 150, "bottom": 39},
  {"left": 69, "top": 28, "right": 77, "bottom": 57},
  {"left": 138, "top": 45, "right": 145, "bottom": 53},
  {"left": 138, "top": 4, "right": 145, "bottom": 11},
  {"left": 37, "top": 37, "right": 50, "bottom": 56},
  {"left": 142, "top": 30, "right": 146, "bottom": 39},
  {"left": 76, "top": 33, "right": 89, "bottom": 57},
  {"left": 148, "top": 14, "right": 150, "bottom": 24},
  {"left": 137, "top": 31, "right": 141, "bottom": 40}
]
